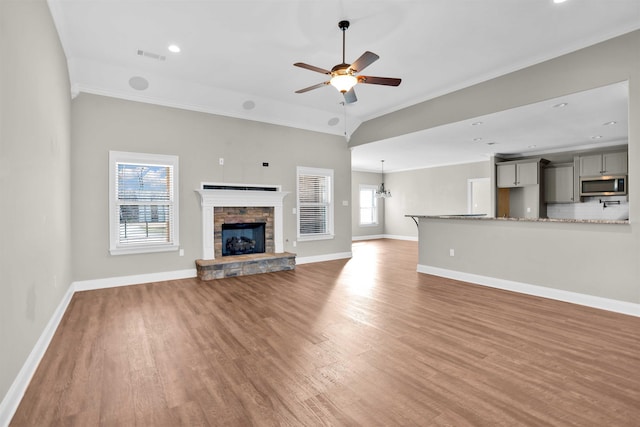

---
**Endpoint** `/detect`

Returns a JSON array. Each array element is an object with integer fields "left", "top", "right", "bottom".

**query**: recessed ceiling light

[
  {"left": 591, "top": 135, "right": 603, "bottom": 139},
  {"left": 327, "top": 117, "right": 340, "bottom": 126},
  {"left": 528, "top": 145, "right": 537, "bottom": 149},
  {"left": 168, "top": 44, "right": 181, "bottom": 53},
  {"left": 473, "top": 137, "right": 483, "bottom": 142},
  {"left": 553, "top": 102, "right": 568, "bottom": 108},
  {"left": 242, "top": 100, "right": 256, "bottom": 110},
  {"left": 553, "top": 0, "right": 568, "bottom": 4},
  {"left": 603, "top": 121, "right": 617, "bottom": 126},
  {"left": 486, "top": 142, "right": 497, "bottom": 146},
  {"left": 471, "top": 121, "right": 483, "bottom": 126}
]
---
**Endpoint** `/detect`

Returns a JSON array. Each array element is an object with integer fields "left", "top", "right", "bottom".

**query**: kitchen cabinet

[
  {"left": 496, "top": 159, "right": 548, "bottom": 219},
  {"left": 544, "top": 164, "right": 574, "bottom": 203},
  {"left": 497, "top": 160, "right": 539, "bottom": 188},
  {"left": 579, "top": 151, "right": 627, "bottom": 176}
]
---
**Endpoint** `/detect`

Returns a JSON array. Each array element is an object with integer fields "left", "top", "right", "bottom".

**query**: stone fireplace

[
  {"left": 195, "top": 185, "right": 289, "bottom": 260},
  {"left": 195, "top": 184, "right": 294, "bottom": 280}
]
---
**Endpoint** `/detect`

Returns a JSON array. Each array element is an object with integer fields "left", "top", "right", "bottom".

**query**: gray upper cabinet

[
  {"left": 545, "top": 164, "right": 574, "bottom": 203},
  {"left": 579, "top": 151, "right": 627, "bottom": 176},
  {"left": 497, "top": 161, "right": 538, "bottom": 188}
]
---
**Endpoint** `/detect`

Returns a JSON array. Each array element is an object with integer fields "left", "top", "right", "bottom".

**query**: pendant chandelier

[{"left": 375, "top": 160, "right": 391, "bottom": 199}]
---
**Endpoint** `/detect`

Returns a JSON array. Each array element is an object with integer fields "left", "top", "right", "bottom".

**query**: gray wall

[
  {"left": 350, "top": 30, "right": 640, "bottom": 149},
  {"left": 71, "top": 94, "right": 352, "bottom": 281},
  {"left": 351, "top": 171, "right": 385, "bottom": 238},
  {"left": 0, "top": 0, "right": 72, "bottom": 404},
  {"left": 419, "top": 218, "right": 638, "bottom": 303},
  {"left": 383, "top": 162, "right": 491, "bottom": 238},
  {"left": 375, "top": 31, "right": 640, "bottom": 304}
]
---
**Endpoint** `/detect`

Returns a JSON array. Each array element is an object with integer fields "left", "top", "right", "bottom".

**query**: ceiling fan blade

[
  {"left": 343, "top": 88, "right": 357, "bottom": 104},
  {"left": 358, "top": 76, "right": 402, "bottom": 86},
  {"left": 295, "top": 81, "right": 329, "bottom": 93},
  {"left": 348, "top": 51, "right": 379, "bottom": 73},
  {"left": 294, "top": 62, "right": 331, "bottom": 74}
]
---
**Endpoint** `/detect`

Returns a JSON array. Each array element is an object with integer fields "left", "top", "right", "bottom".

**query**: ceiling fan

[{"left": 294, "top": 20, "right": 401, "bottom": 104}]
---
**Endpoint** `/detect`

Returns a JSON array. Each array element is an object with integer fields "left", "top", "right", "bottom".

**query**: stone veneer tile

[
  {"left": 196, "top": 252, "right": 296, "bottom": 281},
  {"left": 213, "top": 206, "right": 275, "bottom": 258}
]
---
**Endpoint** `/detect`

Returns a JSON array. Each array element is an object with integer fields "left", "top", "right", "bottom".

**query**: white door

[{"left": 468, "top": 178, "right": 490, "bottom": 215}]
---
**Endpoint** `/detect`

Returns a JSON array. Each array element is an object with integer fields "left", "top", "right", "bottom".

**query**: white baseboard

[
  {"left": 352, "top": 234, "right": 385, "bottom": 241},
  {"left": 296, "top": 251, "right": 352, "bottom": 265},
  {"left": 417, "top": 264, "right": 640, "bottom": 317},
  {"left": 0, "top": 283, "right": 75, "bottom": 427},
  {"left": 0, "top": 268, "right": 197, "bottom": 427},
  {"left": 382, "top": 234, "right": 418, "bottom": 241},
  {"left": 352, "top": 234, "right": 418, "bottom": 242},
  {"left": 73, "top": 269, "right": 197, "bottom": 292}
]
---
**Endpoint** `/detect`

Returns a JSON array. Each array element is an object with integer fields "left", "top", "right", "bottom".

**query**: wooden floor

[{"left": 11, "top": 239, "right": 640, "bottom": 426}]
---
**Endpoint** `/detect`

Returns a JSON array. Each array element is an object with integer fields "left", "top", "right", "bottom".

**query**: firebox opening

[{"left": 221, "top": 222, "right": 266, "bottom": 256}]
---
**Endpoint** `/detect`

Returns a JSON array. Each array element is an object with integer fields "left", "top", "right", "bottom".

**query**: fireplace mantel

[{"left": 195, "top": 189, "right": 289, "bottom": 260}]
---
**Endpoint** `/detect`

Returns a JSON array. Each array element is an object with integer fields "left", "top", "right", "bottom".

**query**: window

[
  {"left": 297, "top": 166, "right": 334, "bottom": 240},
  {"left": 359, "top": 185, "right": 378, "bottom": 226},
  {"left": 109, "top": 151, "right": 179, "bottom": 255}
]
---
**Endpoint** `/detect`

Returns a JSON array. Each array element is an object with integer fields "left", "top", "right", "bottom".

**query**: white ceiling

[
  {"left": 48, "top": 0, "right": 640, "bottom": 172},
  {"left": 352, "top": 81, "right": 630, "bottom": 172}
]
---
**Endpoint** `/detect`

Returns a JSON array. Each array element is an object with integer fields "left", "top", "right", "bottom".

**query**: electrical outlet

[
  {"left": 219, "top": 157, "right": 224, "bottom": 165},
  {"left": 449, "top": 249, "right": 455, "bottom": 257},
  {"left": 179, "top": 249, "right": 184, "bottom": 256},
  {"left": 293, "top": 241, "right": 297, "bottom": 247}
]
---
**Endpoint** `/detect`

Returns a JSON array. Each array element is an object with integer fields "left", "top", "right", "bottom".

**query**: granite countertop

[{"left": 405, "top": 214, "right": 629, "bottom": 225}]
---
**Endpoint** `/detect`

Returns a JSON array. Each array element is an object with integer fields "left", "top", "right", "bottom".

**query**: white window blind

[
  {"left": 109, "top": 151, "right": 179, "bottom": 255},
  {"left": 297, "top": 167, "right": 334, "bottom": 240},
  {"left": 359, "top": 185, "right": 378, "bottom": 225}
]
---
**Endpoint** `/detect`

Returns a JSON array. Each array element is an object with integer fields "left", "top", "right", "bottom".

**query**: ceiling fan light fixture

[
  {"left": 330, "top": 74, "right": 358, "bottom": 93},
  {"left": 294, "top": 20, "right": 400, "bottom": 102}
]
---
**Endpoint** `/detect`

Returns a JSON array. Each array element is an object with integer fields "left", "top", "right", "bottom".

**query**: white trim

[
  {"left": 296, "top": 251, "right": 352, "bottom": 265},
  {"left": 0, "top": 284, "right": 75, "bottom": 427},
  {"left": 297, "top": 234, "right": 335, "bottom": 242},
  {"left": 73, "top": 269, "right": 197, "bottom": 292},
  {"left": 109, "top": 244, "right": 179, "bottom": 256},
  {"left": 0, "top": 267, "right": 198, "bottom": 426},
  {"left": 352, "top": 234, "right": 418, "bottom": 242},
  {"left": 68, "top": 83, "right": 364, "bottom": 138},
  {"left": 417, "top": 264, "right": 640, "bottom": 317},
  {"left": 358, "top": 184, "right": 379, "bottom": 226},
  {"left": 296, "top": 166, "right": 334, "bottom": 240},
  {"left": 109, "top": 151, "right": 180, "bottom": 255},
  {"left": 383, "top": 234, "right": 419, "bottom": 241},
  {"left": 352, "top": 234, "right": 386, "bottom": 241}
]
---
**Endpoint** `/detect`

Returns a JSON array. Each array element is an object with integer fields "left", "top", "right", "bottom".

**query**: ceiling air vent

[{"left": 137, "top": 49, "right": 166, "bottom": 61}]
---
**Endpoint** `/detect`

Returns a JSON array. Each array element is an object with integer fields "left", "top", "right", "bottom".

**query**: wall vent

[
  {"left": 202, "top": 183, "right": 279, "bottom": 192},
  {"left": 137, "top": 49, "right": 166, "bottom": 61}
]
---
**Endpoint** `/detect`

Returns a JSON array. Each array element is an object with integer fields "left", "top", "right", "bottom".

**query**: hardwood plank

[{"left": 10, "top": 239, "right": 640, "bottom": 426}]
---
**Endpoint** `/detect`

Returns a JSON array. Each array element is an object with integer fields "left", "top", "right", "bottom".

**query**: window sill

[
  {"left": 110, "top": 244, "right": 179, "bottom": 256},
  {"left": 359, "top": 223, "right": 379, "bottom": 227},
  {"left": 297, "top": 234, "right": 335, "bottom": 242}
]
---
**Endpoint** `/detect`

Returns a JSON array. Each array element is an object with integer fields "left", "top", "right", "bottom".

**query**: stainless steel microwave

[{"left": 580, "top": 175, "right": 627, "bottom": 196}]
